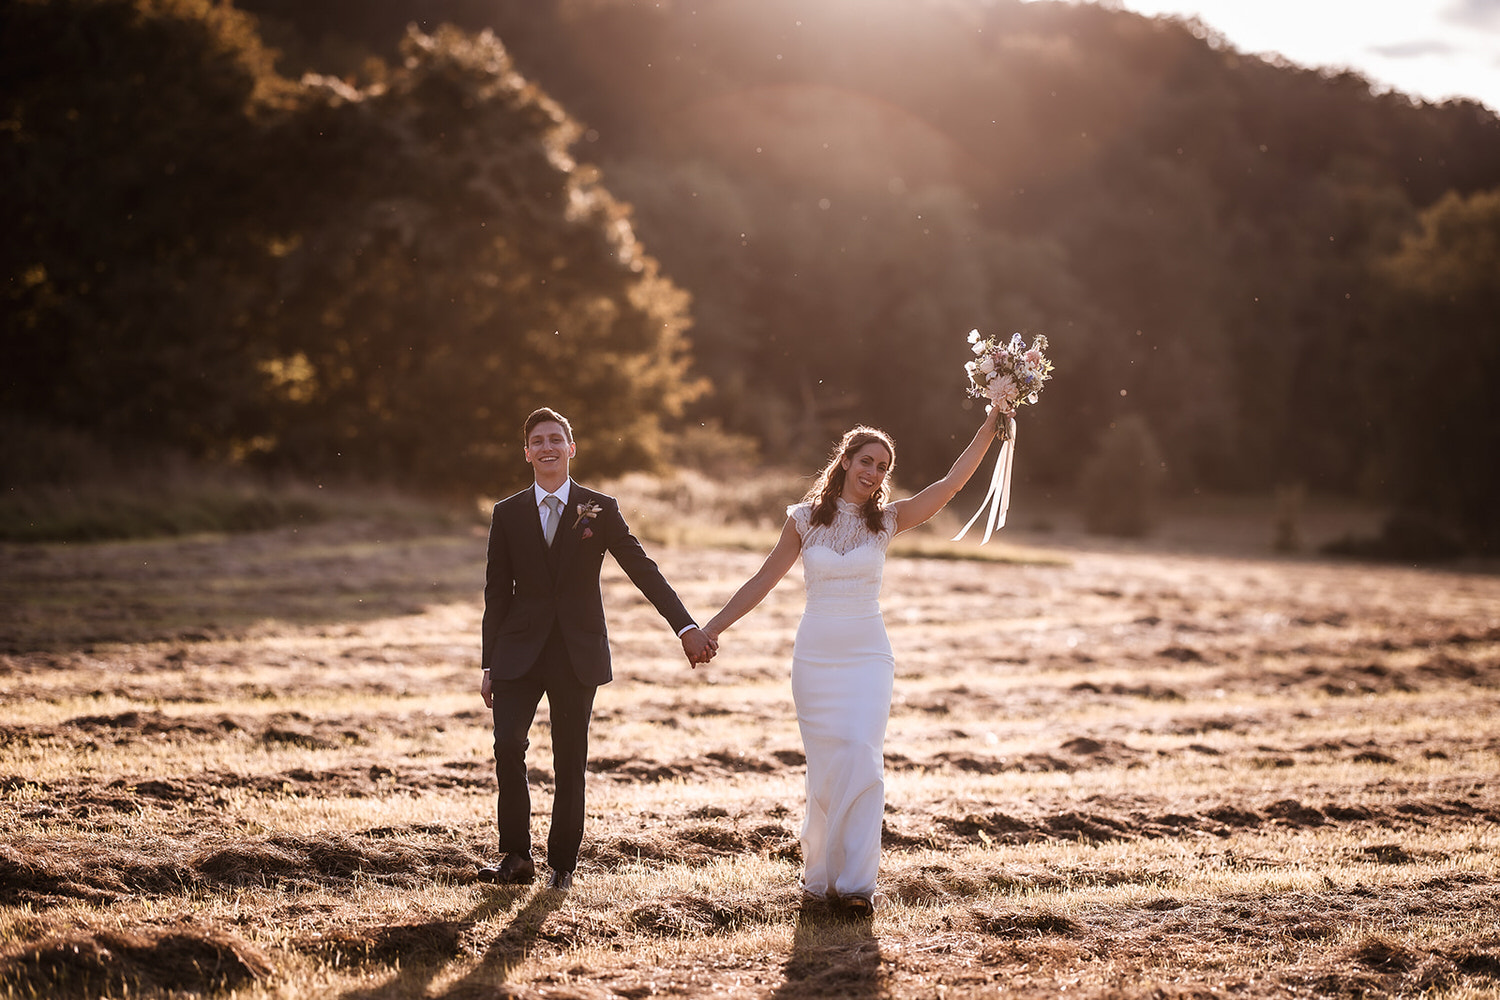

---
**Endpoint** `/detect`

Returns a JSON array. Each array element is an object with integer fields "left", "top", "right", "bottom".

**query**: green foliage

[
  {"left": 442, "top": 0, "right": 1500, "bottom": 514},
  {"left": 2, "top": 1, "right": 700, "bottom": 497},
  {"left": 249, "top": 26, "right": 701, "bottom": 491},
  {"left": 1, "top": 0, "right": 287, "bottom": 452},
  {"left": 7, "top": 0, "right": 1500, "bottom": 553},
  {"left": 1366, "top": 188, "right": 1500, "bottom": 550}
]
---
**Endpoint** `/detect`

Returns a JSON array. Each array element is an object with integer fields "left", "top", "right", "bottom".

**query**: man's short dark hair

[{"left": 523, "top": 407, "right": 574, "bottom": 444}]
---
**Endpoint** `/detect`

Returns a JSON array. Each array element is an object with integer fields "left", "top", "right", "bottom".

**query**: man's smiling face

[{"left": 524, "top": 420, "right": 575, "bottom": 484}]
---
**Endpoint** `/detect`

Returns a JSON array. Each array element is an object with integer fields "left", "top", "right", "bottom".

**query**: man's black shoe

[
  {"left": 546, "top": 869, "right": 574, "bottom": 891},
  {"left": 476, "top": 853, "right": 536, "bottom": 885}
]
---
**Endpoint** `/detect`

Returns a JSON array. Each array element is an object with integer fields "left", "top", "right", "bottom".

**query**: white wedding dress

[{"left": 788, "top": 499, "right": 896, "bottom": 899}]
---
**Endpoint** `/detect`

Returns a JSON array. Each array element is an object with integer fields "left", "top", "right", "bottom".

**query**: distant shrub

[
  {"left": 1321, "top": 510, "right": 1467, "bottom": 562},
  {"left": 0, "top": 419, "right": 119, "bottom": 489},
  {"left": 1076, "top": 415, "right": 1167, "bottom": 537},
  {"left": 604, "top": 468, "right": 807, "bottom": 535},
  {"left": 665, "top": 421, "right": 766, "bottom": 482},
  {"left": 1272, "top": 483, "right": 1306, "bottom": 553}
]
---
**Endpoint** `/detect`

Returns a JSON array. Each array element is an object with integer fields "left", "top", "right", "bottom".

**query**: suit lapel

[{"left": 507, "top": 490, "right": 553, "bottom": 576}]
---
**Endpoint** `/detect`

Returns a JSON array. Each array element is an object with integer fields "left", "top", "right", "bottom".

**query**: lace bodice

[{"left": 789, "top": 500, "right": 896, "bottom": 617}]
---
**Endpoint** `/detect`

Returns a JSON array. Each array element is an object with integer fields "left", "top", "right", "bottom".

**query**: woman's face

[{"left": 841, "top": 442, "right": 892, "bottom": 502}]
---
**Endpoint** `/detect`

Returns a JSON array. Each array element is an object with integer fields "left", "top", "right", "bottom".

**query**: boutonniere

[{"left": 573, "top": 501, "right": 603, "bottom": 539}]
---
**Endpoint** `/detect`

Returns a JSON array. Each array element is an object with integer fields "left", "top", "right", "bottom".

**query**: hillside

[
  {"left": 6, "top": 0, "right": 1499, "bottom": 549},
  {"left": 241, "top": 0, "right": 1500, "bottom": 549}
]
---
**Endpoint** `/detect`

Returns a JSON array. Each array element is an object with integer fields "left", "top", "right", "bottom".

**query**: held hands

[
  {"left": 482, "top": 633, "right": 717, "bottom": 688},
  {"left": 681, "top": 626, "right": 718, "bottom": 668}
]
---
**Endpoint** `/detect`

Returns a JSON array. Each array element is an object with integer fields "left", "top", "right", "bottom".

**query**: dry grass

[{"left": 1, "top": 480, "right": 1498, "bottom": 998}]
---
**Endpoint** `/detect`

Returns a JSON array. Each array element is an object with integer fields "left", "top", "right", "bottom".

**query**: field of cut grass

[{"left": 1, "top": 484, "right": 1497, "bottom": 998}]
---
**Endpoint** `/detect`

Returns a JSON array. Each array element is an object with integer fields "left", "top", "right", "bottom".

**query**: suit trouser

[{"left": 490, "top": 626, "right": 598, "bottom": 872}]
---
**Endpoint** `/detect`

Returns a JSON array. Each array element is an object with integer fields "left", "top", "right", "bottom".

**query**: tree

[
  {"left": 1, "top": 0, "right": 288, "bottom": 453},
  {"left": 1077, "top": 413, "right": 1168, "bottom": 537},
  {"left": 3, "top": 5, "right": 703, "bottom": 493},
  {"left": 249, "top": 27, "right": 701, "bottom": 489},
  {"left": 1368, "top": 189, "right": 1500, "bottom": 549}
]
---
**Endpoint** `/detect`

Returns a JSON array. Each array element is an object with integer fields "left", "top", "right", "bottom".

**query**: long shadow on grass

[
  {"left": 432, "top": 887, "right": 567, "bottom": 1000},
  {"left": 773, "top": 898, "right": 886, "bottom": 1000},
  {"left": 333, "top": 886, "right": 561, "bottom": 1000}
]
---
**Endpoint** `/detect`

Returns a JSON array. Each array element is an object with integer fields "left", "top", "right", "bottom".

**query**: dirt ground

[{"left": 1, "top": 512, "right": 1498, "bottom": 999}]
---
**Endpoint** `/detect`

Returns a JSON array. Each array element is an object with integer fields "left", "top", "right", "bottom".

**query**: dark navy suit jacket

[{"left": 480, "top": 480, "right": 694, "bottom": 686}]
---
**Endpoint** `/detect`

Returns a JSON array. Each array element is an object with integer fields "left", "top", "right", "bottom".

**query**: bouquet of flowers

[
  {"left": 954, "top": 329, "right": 1055, "bottom": 544},
  {"left": 963, "top": 329, "right": 1053, "bottom": 440}
]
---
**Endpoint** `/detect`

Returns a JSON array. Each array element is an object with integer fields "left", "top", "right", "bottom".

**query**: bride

[{"left": 704, "top": 406, "right": 1001, "bottom": 916}]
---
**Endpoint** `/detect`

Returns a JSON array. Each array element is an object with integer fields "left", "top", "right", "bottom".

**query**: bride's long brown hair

[{"left": 802, "top": 426, "right": 896, "bottom": 533}]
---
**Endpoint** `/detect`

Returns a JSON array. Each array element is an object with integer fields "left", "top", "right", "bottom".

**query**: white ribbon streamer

[{"left": 952, "top": 415, "right": 1017, "bottom": 545}]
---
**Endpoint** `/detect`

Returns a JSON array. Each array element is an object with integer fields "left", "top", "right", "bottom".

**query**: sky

[{"left": 1095, "top": 0, "right": 1500, "bottom": 111}]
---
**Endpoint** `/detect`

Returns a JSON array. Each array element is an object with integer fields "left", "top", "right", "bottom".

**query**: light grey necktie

[{"left": 542, "top": 494, "right": 562, "bottom": 546}]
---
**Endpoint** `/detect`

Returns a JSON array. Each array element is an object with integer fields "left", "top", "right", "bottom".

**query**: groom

[{"left": 478, "top": 407, "right": 716, "bottom": 890}]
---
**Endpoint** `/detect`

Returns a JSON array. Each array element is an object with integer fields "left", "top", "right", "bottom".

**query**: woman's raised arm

[{"left": 891, "top": 407, "right": 1002, "bottom": 534}]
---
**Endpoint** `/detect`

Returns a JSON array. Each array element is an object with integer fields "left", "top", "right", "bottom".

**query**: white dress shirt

[{"left": 533, "top": 478, "right": 573, "bottom": 514}]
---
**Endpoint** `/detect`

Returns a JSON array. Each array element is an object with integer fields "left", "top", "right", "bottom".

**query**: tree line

[{"left": 5, "top": 0, "right": 1498, "bottom": 550}]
